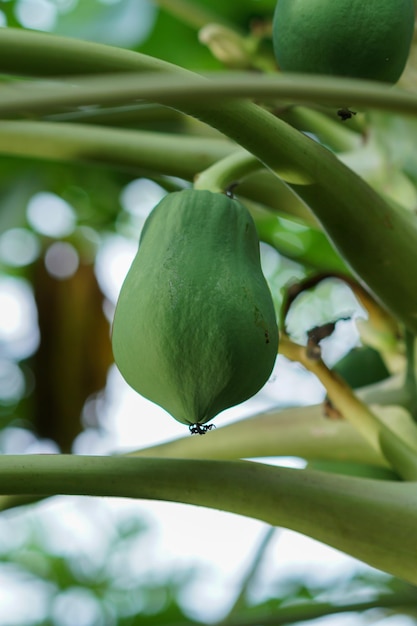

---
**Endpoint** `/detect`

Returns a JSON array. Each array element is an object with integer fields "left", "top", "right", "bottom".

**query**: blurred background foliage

[{"left": 0, "top": 0, "right": 417, "bottom": 624}]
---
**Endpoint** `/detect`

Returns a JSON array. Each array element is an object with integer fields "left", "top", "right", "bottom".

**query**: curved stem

[
  {"left": 1, "top": 70, "right": 417, "bottom": 119},
  {"left": 0, "top": 454, "right": 416, "bottom": 583},
  {"left": 0, "top": 120, "right": 234, "bottom": 178},
  {"left": 194, "top": 149, "right": 263, "bottom": 192}
]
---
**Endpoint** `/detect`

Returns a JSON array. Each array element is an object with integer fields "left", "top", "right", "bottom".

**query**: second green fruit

[{"left": 273, "top": 0, "right": 414, "bottom": 83}]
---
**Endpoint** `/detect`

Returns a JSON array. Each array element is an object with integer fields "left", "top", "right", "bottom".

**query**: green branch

[
  {"left": 0, "top": 120, "right": 233, "bottom": 178},
  {"left": 0, "top": 454, "right": 417, "bottom": 584},
  {"left": 1, "top": 71, "right": 417, "bottom": 118},
  {"left": 0, "top": 27, "right": 181, "bottom": 76}
]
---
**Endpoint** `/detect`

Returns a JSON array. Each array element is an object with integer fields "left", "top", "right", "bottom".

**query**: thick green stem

[
  {"left": 1, "top": 71, "right": 417, "bottom": 120},
  {"left": 0, "top": 454, "right": 417, "bottom": 584}
]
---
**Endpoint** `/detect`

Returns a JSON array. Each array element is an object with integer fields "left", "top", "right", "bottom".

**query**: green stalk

[
  {"left": 130, "top": 403, "right": 388, "bottom": 467},
  {"left": 2, "top": 71, "right": 417, "bottom": 118},
  {"left": 280, "top": 336, "right": 417, "bottom": 480},
  {"left": 0, "top": 454, "right": 417, "bottom": 584}
]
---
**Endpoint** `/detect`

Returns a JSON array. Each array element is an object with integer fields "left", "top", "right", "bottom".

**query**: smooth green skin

[
  {"left": 273, "top": 0, "right": 414, "bottom": 83},
  {"left": 112, "top": 189, "right": 279, "bottom": 427}
]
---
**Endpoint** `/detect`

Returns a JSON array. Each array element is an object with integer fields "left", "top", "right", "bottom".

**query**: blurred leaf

[
  {"left": 370, "top": 111, "right": 417, "bottom": 184},
  {"left": 139, "top": 9, "right": 222, "bottom": 70},
  {"left": 53, "top": 0, "right": 157, "bottom": 49}
]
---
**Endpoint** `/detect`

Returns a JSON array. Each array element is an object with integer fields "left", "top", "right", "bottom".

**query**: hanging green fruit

[
  {"left": 112, "top": 189, "right": 279, "bottom": 434},
  {"left": 272, "top": 0, "right": 414, "bottom": 83}
]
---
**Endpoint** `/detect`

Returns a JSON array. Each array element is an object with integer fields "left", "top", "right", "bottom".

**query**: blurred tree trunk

[{"left": 32, "top": 254, "right": 113, "bottom": 452}]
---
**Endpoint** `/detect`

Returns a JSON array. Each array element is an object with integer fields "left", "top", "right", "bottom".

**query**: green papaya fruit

[
  {"left": 272, "top": 0, "right": 414, "bottom": 84},
  {"left": 112, "top": 189, "right": 279, "bottom": 433}
]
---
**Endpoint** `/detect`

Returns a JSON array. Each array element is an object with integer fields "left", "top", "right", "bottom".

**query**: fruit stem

[
  {"left": 279, "top": 334, "right": 417, "bottom": 480},
  {"left": 194, "top": 149, "right": 263, "bottom": 192}
]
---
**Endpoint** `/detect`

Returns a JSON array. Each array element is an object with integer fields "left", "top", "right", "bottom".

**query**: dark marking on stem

[{"left": 337, "top": 108, "right": 357, "bottom": 121}]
